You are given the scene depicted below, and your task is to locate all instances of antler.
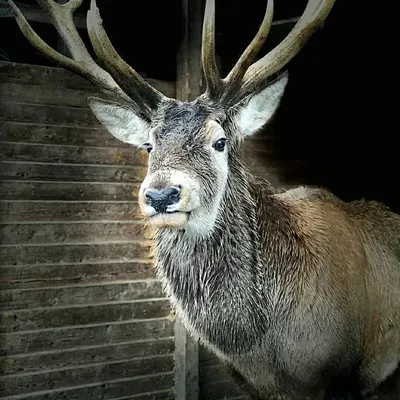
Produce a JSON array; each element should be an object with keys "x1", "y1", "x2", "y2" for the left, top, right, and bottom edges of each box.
[
  {"x1": 10, "y1": 0, "x2": 335, "y2": 112},
  {"x1": 202, "y1": 0, "x2": 336, "y2": 105},
  {"x1": 201, "y1": 0, "x2": 223, "y2": 98},
  {"x1": 8, "y1": 0, "x2": 166, "y2": 118}
]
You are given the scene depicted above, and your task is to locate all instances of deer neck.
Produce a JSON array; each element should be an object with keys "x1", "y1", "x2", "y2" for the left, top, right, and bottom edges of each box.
[{"x1": 152, "y1": 158, "x2": 294, "y2": 352}]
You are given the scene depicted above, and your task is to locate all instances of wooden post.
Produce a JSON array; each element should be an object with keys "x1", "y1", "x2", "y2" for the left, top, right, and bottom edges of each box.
[
  {"x1": 176, "y1": 0, "x2": 203, "y2": 102},
  {"x1": 56, "y1": 37, "x2": 71, "y2": 58},
  {"x1": 174, "y1": 1, "x2": 203, "y2": 399},
  {"x1": 174, "y1": 319, "x2": 200, "y2": 400},
  {"x1": 56, "y1": 0, "x2": 71, "y2": 57}
]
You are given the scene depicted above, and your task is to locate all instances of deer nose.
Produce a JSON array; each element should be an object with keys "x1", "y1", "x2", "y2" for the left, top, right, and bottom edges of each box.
[{"x1": 144, "y1": 187, "x2": 181, "y2": 213}]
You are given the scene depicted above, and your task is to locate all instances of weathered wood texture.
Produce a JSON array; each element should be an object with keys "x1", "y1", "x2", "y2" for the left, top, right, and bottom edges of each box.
[
  {"x1": 0, "y1": 61, "x2": 175, "y2": 400},
  {"x1": 174, "y1": 0, "x2": 204, "y2": 399},
  {"x1": 198, "y1": 346, "x2": 246, "y2": 400}
]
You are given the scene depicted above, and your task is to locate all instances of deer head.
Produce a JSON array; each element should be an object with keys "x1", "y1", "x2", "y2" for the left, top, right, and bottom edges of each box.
[{"x1": 9, "y1": 0, "x2": 335, "y2": 236}]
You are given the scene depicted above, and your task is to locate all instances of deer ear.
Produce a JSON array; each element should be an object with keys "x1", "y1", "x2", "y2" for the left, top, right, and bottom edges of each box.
[
  {"x1": 87, "y1": 97, "x2": 151, "y2": 146},
  {"x1": 234, "y1": 71, "x2": 289, "y2": 138}
]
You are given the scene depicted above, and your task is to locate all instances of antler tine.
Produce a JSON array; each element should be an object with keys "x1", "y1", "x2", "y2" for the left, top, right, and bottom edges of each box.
[
  {"x1": 87, "y1": 0, "x2": 166, "y2": 117},
  {"x1": 8, "y1": 0, "x2": 129, "y2": 101},
  {"x1": 36, "y1": 0, "x2": 90, "y2": 63},
  {"x1": 237, "y1": 0, "x2": 336, "y2": 100},
  {"x1": 223, "y1": 0, "x2": 274, "y2": 98},
  {"x1": 201, "y1": 0, "x2": 223, "y2": 98}
]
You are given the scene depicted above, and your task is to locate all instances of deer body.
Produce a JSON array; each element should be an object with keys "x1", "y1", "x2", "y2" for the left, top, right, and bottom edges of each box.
[
  {"x1": 153, "y1": 118, "x2": 400, "y2": 398},
  {"x1": 9, "y1": 0, "x2": 400, "y2": 398}
]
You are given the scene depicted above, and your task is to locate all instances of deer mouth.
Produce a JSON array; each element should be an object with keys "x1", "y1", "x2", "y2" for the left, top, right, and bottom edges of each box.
[{"x1": 148, "y1": 211, "x2": 189, "y2": 229}]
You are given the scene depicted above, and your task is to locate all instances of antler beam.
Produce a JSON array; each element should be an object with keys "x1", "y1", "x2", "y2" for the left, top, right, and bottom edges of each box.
[
  {"x1": 201, "y1": 0, "x2": 223, "y2": 98},
  {"x1": 239, "y1": 0, "x2": 335, "y2": 98},
  {"x1": 9, "y1": 0, "x2": 128, "y2": 100},
  {"x1": 86, "y1": 0, "x2": 166, "y2": 116},
  {"x1": 201, "y1": 0, "x2": 336, "y2": 105},
  {"x1": 8, "y1": 0, "x2": 166, "y2": 117},
  {"x1": 224, "y1": 0, "x2": 274, "y2": 98}
]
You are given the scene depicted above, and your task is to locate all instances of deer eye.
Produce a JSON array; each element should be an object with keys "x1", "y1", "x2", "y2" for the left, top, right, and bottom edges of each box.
[
  {"x1": 144, "y1": 143, "x2": 153, "y2": 153},
  {"x1": 213, "y1": 138, "x2": 227, "y2": 152}
]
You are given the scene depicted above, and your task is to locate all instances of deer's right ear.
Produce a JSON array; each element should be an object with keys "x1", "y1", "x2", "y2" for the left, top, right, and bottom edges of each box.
[
  {"x1": 87, "y1": 97, "x2": 151, "y2": 147},
  {"x1": 233, "y1": 72, "x2": 289, "y2": 139}
]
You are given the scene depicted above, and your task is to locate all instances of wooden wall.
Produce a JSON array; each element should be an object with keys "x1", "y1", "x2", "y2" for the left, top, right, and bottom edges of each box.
[
  {"x1": 198, "y1": 346, "x2": 243, "y2": 400},
  {"x1": 0, "y1": 61, "x2": 176, "y2": 400}
]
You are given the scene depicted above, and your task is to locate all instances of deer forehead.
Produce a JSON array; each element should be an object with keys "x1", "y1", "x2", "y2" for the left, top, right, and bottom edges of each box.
[
  {"x1": 147, "y1": 105, "x2": 224, "y2": 175},
  {"x1": 152, "y1": 101, "x2": 225, "y2": 143}
]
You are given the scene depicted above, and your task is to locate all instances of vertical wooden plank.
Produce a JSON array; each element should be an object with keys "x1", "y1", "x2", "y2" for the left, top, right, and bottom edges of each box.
[
  {"x1": 175, "y1": 318, "x2": 200, "y2": 400},
  {"x1": 56, "y1": 0, "x2": 72, "y2": 58},
  {"x1": 174, "y1": 0, "x2": 203, "y2": 399},
  {"x1": 176, "y1": 0, "x2": 203, "y2": 102},
  {"x1": 56, "y1": 36, "x2": 71, "y2": 58}
]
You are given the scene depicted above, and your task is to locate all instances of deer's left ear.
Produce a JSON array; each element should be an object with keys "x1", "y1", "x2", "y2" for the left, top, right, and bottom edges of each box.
[
  {"x1": 87, "y1": 97, "x2": 151, "y2": 147},
  {"x1": 233, "y1": 71, "x2": 289, "y2": 138}
]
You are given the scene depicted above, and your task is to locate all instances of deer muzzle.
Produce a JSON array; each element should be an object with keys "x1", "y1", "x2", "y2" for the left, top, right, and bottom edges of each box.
[{"x1": 138, "y1": 169, "x2": 200, "y2": 229}]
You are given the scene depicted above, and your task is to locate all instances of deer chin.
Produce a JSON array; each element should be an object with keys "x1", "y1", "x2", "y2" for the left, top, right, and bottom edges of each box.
[{"x1": 148, "y1": 212, "x2": 189, "y2": 229}]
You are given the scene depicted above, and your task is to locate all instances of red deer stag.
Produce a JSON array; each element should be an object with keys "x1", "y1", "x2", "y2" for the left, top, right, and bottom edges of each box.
[{"x1": 9, "y1": 0, "x2": 400, "y2": 398}]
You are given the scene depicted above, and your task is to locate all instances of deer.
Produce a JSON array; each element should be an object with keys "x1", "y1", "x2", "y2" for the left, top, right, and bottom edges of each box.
[{"x1": 8, "y1": 0, "x2": 400, "y2": 398}]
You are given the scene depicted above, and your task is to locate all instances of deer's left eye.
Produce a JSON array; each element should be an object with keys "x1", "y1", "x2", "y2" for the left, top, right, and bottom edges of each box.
[
  {"x1": 144, "y1": 143, "x2": 153, "y2": 153},
  {"x1": 213, "y1": 138, "x2": 227, "y2": 152}
]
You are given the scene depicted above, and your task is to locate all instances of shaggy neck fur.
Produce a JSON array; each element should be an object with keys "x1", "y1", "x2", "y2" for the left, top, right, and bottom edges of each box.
[{"x1": 153, "y1": 151, "x2": 305, "y2": 355}]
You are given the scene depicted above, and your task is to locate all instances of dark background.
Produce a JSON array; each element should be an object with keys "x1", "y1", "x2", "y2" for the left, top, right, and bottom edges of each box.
[{"x1": 1, "y1": 0, "x2": 398, "y2": 211}]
